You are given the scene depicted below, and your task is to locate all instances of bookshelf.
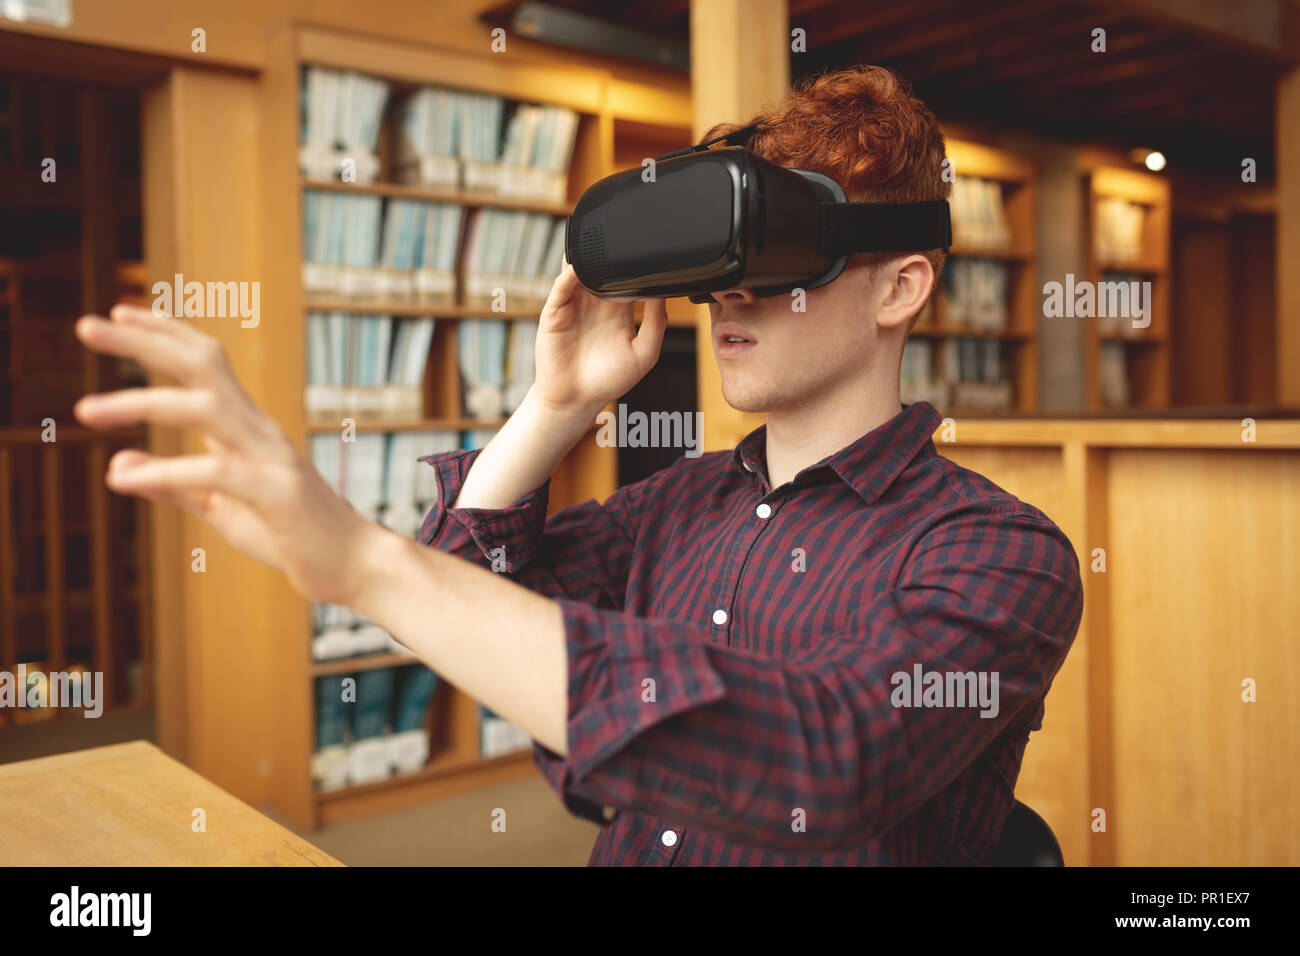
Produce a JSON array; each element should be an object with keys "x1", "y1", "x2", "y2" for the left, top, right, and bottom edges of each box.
[
  {"x1": 1083, "y1": 162, "x2": 1172, "y2": 409},
  {"x1": 0, "y1": 69, "x2": 151, "y2": 727},
  {"x1": 905, "y1": 136, "x2": 1039, "y2": 416},
  {"x1": 255, "y1": 24, "x2": 690, "y2": 828}
]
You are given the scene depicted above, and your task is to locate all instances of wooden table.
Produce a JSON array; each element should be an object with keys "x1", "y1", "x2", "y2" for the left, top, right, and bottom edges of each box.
[{"x1": 0, "y1": 740, "x2": 342, "y2": 865}]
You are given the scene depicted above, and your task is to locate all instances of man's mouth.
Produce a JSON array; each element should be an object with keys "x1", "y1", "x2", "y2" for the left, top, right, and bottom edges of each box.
[{"x1": 715, "y1": 323, "x2": 758, "y2": 354}]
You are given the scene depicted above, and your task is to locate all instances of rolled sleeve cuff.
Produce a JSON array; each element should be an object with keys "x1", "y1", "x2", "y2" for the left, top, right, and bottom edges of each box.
[
  {"x1": 417, "y1": 448, "x2": 551, "y2": 570},
  {"x1": 533, "y1": 598, "x2": 729, "y2": 825}
]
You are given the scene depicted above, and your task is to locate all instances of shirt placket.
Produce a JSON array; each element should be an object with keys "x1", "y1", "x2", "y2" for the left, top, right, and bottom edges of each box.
[{"x1": 710, "y1": 461, "x2": 783, "y2": 649}]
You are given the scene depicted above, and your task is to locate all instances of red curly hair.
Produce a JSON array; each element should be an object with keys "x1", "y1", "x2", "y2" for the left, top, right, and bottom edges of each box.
[{"x1": 703, "y1": 65, "x2": 950, "y2": 300}]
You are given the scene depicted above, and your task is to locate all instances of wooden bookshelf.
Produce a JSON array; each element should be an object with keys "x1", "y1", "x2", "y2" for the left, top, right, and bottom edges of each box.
[
  {"x1": 300, "y1": 176, "x2": 572, "y2": 216},
  {"x1": 911, "y1": 135, "x2": 1039, "y2": 416},
  {"x1": 303, "y1": 299, "x2": 548, "y2": 319},
  {"x1": 1083, "y1": 163, "x2": 1172, "y2": 409},
  {"x1": 252, "y1": 23, "x2": 689, "y2": 829},
  {"x1": 0, "y1": 69, "x2": 151, "y2": 727}
]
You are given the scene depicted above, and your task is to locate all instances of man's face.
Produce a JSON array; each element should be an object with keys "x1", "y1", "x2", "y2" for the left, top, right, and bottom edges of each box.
[{"x1": 706, "y1": 262, "x2": 887, "y2": 414}]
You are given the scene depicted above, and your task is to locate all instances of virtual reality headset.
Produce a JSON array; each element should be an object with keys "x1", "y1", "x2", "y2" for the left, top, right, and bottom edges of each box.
[{"x1": 565, "y1": 121, "x2": 952, "y2": 303}]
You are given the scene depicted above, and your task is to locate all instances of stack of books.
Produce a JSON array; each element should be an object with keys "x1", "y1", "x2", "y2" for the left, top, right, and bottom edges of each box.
[
  {"x1": 461, "y1": 210, "x2": 567, "y2": 309},
  {"x1": 939, "y1": 259, "x2": 1010, "y2": 330},
  {"x1": 455, "y1": 319, "x2": 541, "y2": 420},
  {"x1": 1099, "y1": 342, "x2": 1131, "y2": 407},
  {"x1": 301, "y1": 191, "x2": 383, "y2": 299},
  {"x1": 944, "y1": 338, "x2": 1014, "y2": 412},
  {"x1": 299, "y1": 67, "x2": 390, "y2": 183},
  {"x1": 305, "y1": 313, "x2": 436, "y2": 420},
  {"x1": 379, "y1": 199, "x2": 464, "y2": 304},
  {"x1": 394, "y1": 88, "x2": 579, "y2": 203},
  {"x1": 303, "y1": 192, "x2": 465, "y2": 305},
  {"x1": 1095, "y1": 197, "x2": 1145, "y2": 263},
  {"x1": 900, "y1": 339, "x2": 949, "y2": 409},
  {"x1": 313, "y1": 664, "x2": 441, "y2": 790},
  {"x1": 950, "y1": 176, "x2": 1011, "y2": 249}
]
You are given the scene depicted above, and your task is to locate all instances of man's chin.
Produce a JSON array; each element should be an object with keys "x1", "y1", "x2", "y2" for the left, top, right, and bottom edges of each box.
[{"x1": 720, "y1": 384, "x2": 775, "y2": 415}]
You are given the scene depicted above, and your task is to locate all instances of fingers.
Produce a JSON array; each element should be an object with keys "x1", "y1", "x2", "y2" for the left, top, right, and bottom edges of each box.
[
  {"x1": 75, "y1": 311, "x2": 235, "y2": 394},
  {"x1": 105, "y1": 448, "x2": 267, "y2": 504},
  {"x1": 76, "y1": 304, "x2": 289, "y2": 453},
  {"x1": 107, "y1": 450, "x2": 213, "y2": 515},
  {"x1": 108, "y1": 303, "x2": 208, "y2": 344},
  {"x1": 74, "y1": 386, "x2": 260, "y2": 451},
  {"x1": 632, "y1": 298, "x2": 669, "y2": 369}
]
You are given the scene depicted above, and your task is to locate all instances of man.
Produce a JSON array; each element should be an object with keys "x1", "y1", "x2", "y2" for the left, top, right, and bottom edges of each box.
[{"x1": 75, "y1": 64, "x2": 1082, "y2": 865}]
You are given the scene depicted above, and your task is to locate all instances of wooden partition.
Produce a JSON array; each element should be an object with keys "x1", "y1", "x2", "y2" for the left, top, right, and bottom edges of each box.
[{"x1": 938, "y1": 416, "x2": 1300, "y2": 865}]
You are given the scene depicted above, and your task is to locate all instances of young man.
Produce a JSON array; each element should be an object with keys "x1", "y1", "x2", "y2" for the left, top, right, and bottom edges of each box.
[{"x1": 74, "y1": 65, "x2": 1082, "y2": 865}]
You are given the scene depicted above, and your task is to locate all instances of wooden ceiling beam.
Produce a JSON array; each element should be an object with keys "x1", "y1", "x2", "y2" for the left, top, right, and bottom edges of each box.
[
  {"x1": 1100, "y1": 0, "x2": 1300, "y2": 62},
  {"x1": 885, "y1": 20, "x2": 1160, "y2": 87},
  {"x1": 1026, "y1": 43, "x2": 1208, "y2": 97},
  {"x1": 862, "y1": 0, "x2": 1058, "y2": 62},
  {"x1": 941, "y1": 20, "x2": 1157, "y2": 87},
  {"x1": 1051, "y1": 63, "x2": 1273, "y2": 120},
  {"x1": 791, "y1": 0, "x2": 957, "y2": 48}
]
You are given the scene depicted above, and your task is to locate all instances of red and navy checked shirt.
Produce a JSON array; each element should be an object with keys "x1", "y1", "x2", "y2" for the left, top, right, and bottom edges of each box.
[{"x1": 417, "y1": 401, "x2": 1083, "y2": 865}]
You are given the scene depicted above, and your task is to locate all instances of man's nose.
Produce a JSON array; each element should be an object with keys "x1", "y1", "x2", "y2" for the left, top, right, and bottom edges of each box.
[{"x1": 709, "y1": 287, "x2": 758, "y2": 306}]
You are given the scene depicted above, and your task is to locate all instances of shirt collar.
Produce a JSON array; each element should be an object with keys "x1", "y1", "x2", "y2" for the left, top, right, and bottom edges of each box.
[{"x1": 731, "y1": 401, "x2": 942, "y2": 505}]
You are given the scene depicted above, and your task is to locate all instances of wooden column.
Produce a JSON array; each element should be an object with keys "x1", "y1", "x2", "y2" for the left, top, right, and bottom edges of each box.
[
  {"x1": 142, "y1": 64, "x2": 295, "y2": 807},
  {"x1": 689, "y1": 0, "x2": 789, "y2": 452},
  {"x1": 1278, "y1": 66, "x2": 1300, "y2": 406}
]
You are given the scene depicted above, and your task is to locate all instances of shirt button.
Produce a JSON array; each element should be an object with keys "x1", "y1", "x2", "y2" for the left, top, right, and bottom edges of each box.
[
  {"x1": 712, "y1": 609, "x2": 728, "y2": 626},
  {"x1": 755, "y1": 502, "x2": 772, "y2": 519},
  {"x1": 661, "y1": 829, "x2": 678, "y2": 847}
]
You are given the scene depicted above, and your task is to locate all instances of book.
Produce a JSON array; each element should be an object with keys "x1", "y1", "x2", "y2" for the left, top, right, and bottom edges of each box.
[
  {"x1": 305, "y1": 311, "x2": 432, "y2": 420},
  {"x1": 299, "y1": 67, "x2": 389, "y2": 183},
  {"x1": 461, "y1": 209, "x2": 565, "y2": 308},
  {"x1": 312, "y1": 674, "x2": 353, "y2": 790},
  {"x1": 503, "y1": 321, "x2": 538, "y2": 413},
  {"x1": 939, "y1": 259, "x2": 1010, "y2": 331},
  {"x1": 1099, "y1": 341, "x2": 1130, "y2": 407},
  {"x1": 950, "y1": 176, "x2": 1010, "y2": 249},
  {"x1": 387, "y1": 665, "x2": 440, "y2": 773},
  {"x1": 457, "y1": 319, "x2": 509, "y2": 419},
  {"x1": 350, "y1": 667, "x2": 397, "y2": 784},
  {"x1": 944, "y1": 336, "x2": 1013, "y2": 411},
  {"x1": 1096, "y1": 197, "x2": 1145, "y2": 263}
]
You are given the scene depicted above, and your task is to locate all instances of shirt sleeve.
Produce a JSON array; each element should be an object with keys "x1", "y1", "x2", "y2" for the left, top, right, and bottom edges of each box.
[
  {"x1": 533, "y1": 502, "x2": 1085, "y2": 852},
  {"x1": 416, "y1": 447, "x2": 665, "y2": 827},
  {"x1": 417, "y1": 447, "x2": 654, "y2": 611}
]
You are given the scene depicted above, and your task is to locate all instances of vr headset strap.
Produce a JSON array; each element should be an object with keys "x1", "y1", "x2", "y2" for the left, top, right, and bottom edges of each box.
[{"x1": 820, "y1": 200, "x2": 953, "y2": 255}]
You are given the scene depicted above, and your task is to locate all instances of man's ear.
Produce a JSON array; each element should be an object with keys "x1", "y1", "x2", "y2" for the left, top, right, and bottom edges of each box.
[{"x1": 875, "y1": 255, "x2": 934, "y2": 332}]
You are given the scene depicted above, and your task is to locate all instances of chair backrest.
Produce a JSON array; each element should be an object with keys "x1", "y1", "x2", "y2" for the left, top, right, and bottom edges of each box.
[{"x1": 987, "y1": 800, "x2": 1064, "y2": 866}]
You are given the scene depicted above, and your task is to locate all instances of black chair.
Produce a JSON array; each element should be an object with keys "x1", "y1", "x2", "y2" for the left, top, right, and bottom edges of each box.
[{"x1": 986, "y1": 800, "x2": 1064, "y2": 866}]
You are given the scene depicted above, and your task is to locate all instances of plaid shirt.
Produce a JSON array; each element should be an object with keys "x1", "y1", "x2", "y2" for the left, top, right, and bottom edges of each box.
[{"x1": 417, "y1": 401, "x2": 1082, "y2": 865}]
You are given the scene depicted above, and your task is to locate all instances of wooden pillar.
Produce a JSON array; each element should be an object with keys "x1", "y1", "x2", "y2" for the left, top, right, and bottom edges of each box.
[
  {"x1": 1278, "y1": 67, "x2": 1300, "y2": 406},
  {"x1": 142, "y1": 64, "x2": 294, "y2": 807},
  {"x1": 689, "y1": 0, "x2": 789, "y2": 452}
]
